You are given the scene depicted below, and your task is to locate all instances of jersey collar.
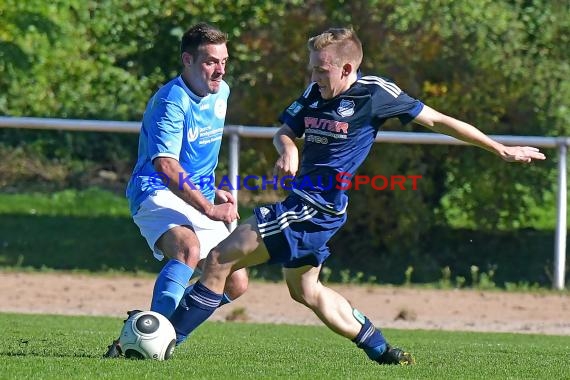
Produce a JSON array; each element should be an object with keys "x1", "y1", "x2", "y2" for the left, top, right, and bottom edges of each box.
[{"x1": 177, "y1": 76, "x2": 209, "y2": 102}]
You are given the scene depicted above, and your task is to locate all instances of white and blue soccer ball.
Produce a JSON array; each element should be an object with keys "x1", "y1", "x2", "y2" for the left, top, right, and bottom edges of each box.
[{"x1": 119, "y1": 310, "x2": 176, "y2": 360}]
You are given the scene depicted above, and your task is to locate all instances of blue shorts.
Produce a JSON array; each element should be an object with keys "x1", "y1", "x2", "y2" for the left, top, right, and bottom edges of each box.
[{"x1": 253, "y1": 194, "x2": 347, "y2": 268}]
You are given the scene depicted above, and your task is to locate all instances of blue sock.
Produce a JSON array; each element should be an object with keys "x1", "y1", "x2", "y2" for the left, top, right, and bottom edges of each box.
[
  {"x1": 170, "y1": 281, "x2": 222, "y2": 345},
  {"x1": 351, "y1": 309, "x2": 387, "y2": 360},
  {"x1": 184, "y1": 284, "x2": 232, "y2": 306},
  {"x1": 150, "y1": 260, "x2": 194, "y2": 319}
]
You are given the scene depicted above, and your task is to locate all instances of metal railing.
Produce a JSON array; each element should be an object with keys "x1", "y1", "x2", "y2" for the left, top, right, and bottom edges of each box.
[{"x1": 0, "y1": 116, "x2": 566, "y2": 289}]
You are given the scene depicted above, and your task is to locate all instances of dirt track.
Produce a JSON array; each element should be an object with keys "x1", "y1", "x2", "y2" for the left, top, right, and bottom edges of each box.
[{"x1": 1, "y1": 271, "x2": 569, "y2": 335}]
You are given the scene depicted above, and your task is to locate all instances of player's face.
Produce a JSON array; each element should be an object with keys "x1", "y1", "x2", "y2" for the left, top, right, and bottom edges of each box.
[
  {"x1": 309, "y1": 47, "x2": 346, "y2": 99},
  {"x1": 183, "y1": 43, "x2": 228, "y2": 96}
]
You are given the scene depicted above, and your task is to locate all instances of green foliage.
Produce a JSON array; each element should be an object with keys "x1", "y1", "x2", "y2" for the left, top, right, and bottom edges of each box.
[
  {"x1": 317, "y1": 263, "x2": 552, "y2": 291},
  {"x1": 1, "y1": 313, "x2": 569, "y2": 379},
  {"x1": 0, "y1": 141, "x2": 136, "y2": 193}
]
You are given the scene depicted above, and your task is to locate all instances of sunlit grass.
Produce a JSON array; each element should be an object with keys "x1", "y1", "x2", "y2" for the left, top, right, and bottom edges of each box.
[{"x1": 1, "y1": 313, "x2": 568, "y2": 379}]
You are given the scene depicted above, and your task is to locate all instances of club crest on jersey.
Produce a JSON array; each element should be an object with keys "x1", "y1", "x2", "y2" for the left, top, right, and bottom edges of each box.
[
  {"x1": 214, "y1": 98, "x2": 227, "y2": 119},
  {"x1": 336, "y1": 99, "x2": 355, "y2": 117},
  {"x1": 286, "y1": 101, "x2": 303, "y2": 116}
]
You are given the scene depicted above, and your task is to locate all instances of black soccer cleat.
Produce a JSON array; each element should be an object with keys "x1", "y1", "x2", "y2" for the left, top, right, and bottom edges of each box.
[
  {"x1": 375, "y1": 345, "x2": 415, "y2": 365},
  {"x1": 124, "y1": 309, "x2": 143, "y2": 321},
  {"x1": 102, "y1": 310, "x2": 143, "y2": 358},
  {"x1": 103, "y1": 339, "x2": 122, "y2": 358}
]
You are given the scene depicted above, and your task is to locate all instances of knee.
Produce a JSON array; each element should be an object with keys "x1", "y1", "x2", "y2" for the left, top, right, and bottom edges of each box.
[
  {"x1": 224, "y1": 269, "x2": 249, "y2": 300},
  {"x1": 204, "y1": 247, "x2": 223, "y2": 268},
  {"x1": 287, "y1": 284, "x2": 316, "y2": 307},
  {"x1": 175, "y1": 245, "x2": 201, "y2": 268},
  {"x1": 288, "y1": 287, "x2": 305, "y2": 305},
  {"x1": 201, "y1": 248, "x2": 233, "y2": 279}
]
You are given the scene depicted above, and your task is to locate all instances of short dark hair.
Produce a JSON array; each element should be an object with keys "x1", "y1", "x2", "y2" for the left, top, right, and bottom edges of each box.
[{"x1": 180, "y1": 22, "x2": 228, "y2": 56}]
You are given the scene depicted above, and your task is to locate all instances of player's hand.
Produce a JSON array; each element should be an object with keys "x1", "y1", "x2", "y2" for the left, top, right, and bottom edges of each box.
[
  {"x1": 273, "y1": 151, "x2": 299, "y2": 177},
  {"x1": 206, "y1": 203, "x2": 240, "y2": 223},
  {"x1": 214, "y1": 189, "x2": 236, "y2": 205},
  {"x1": 501, "y1": 146, "x2": 546, "y2": 163}
]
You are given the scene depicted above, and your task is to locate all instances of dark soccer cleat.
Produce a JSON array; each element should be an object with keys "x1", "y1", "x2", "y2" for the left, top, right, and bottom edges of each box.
[
  {"x1": 375, "y1": 345, "x2": 415, "y2": 365},
  {"x1": 124, "y1": 309, "x2": 143, "y2": 321},
  {"x1": 103, "y1": 339, "x2": 122, "y2": 358},
  {"x1": 102, "y1": 310, "x2": 143, "y2": 358}
]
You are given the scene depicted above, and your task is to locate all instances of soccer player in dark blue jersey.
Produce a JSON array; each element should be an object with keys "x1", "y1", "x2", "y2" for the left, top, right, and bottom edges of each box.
[
  {"x1": 170, "y1": 27, "x2": 546, "y2": 365},
  {"x1": 104, "y1": 23, "x2": 249, "y2": 358}
]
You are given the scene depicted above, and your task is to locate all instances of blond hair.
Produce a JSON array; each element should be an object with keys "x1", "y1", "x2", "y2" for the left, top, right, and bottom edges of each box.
[{"x1": 308, "y1": 27, "x2": 363, "y2": 68}]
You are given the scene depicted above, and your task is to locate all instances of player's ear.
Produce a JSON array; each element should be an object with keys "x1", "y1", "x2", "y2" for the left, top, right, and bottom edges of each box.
[
  {"x1": 341, "y1": 63, "x2": 354, "y2": 77},
  {"x1": 181, "y1": 52, "x2": 193, "y2": 67}
]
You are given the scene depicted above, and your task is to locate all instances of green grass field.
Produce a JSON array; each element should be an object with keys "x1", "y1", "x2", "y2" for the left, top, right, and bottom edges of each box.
[{"x1": 1, "y1": 313, "x2": 568, "y2": 379}]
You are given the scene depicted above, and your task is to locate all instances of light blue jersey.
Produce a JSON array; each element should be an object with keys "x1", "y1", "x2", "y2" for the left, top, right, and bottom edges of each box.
[{"x1": 126, "y1": 76, "x2": 229, "y2": 215}]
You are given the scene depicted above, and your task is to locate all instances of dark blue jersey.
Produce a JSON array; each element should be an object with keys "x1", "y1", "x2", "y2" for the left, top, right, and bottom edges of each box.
[{"x1": 279, "y1": 75, "x2": 424, "y2": 215}]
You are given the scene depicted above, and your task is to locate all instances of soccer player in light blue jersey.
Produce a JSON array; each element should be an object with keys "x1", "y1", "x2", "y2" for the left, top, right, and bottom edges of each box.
[
  {"x1": 104, "y1": 23, "x2": 248, "y2": 358},
  {"x1": 169, "y1": 27, "x2": 546, "y2": 365}
]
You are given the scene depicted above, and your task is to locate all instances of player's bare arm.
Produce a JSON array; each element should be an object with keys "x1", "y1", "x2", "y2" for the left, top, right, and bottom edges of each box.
[
  {"x1": 153, "y1": 157, "x2": 238, "y2": 223},
  {"x1": 273, "y1": 124, "x2": 300, "y2": 176},
  {"x1": 413, "y1": 105, "x2": 546, "y2": 163}
]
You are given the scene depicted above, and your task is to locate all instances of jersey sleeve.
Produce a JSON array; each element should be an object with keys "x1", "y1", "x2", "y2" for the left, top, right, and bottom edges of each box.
[
  {"x1": 362, "y1": 76, "x2": 424, "y2": 125},
  {"x1": 278, "y1": 83, "x2": 317, "y2": 138},
  {"x1": 147, "y1": 98, "x2": 185, "y2": 162},
  {"x1": 390, "y1": 93, "x2": 424, "y2": 125}
]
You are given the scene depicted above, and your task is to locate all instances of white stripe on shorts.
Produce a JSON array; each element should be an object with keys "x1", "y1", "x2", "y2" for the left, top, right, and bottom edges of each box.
[{"x1": 258, "y1": 205, "x2": 318, "y2": 238}]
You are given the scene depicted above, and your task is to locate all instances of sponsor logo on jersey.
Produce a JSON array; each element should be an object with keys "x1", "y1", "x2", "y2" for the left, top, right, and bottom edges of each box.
[
  {"x1": 187, "y1": 125, "x2": 199, "y2": 142},
  {"x1": 309, "y1": 101, "x2": 319, "y2": 108},
  {"x1": 286, "y1": 101, "x2": 303, "y2": 116},
  {"x1": 336, "y1": 99, "x2": 355, "y2": 117},
  {"x1": 304, "y1": 117, "x2": 349, "y2": 134}
]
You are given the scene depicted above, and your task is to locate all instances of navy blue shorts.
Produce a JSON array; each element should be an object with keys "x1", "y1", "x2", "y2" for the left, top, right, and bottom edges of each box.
[{"x1": 253, "y1": 194, "x2": 347, "y2": 268}]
